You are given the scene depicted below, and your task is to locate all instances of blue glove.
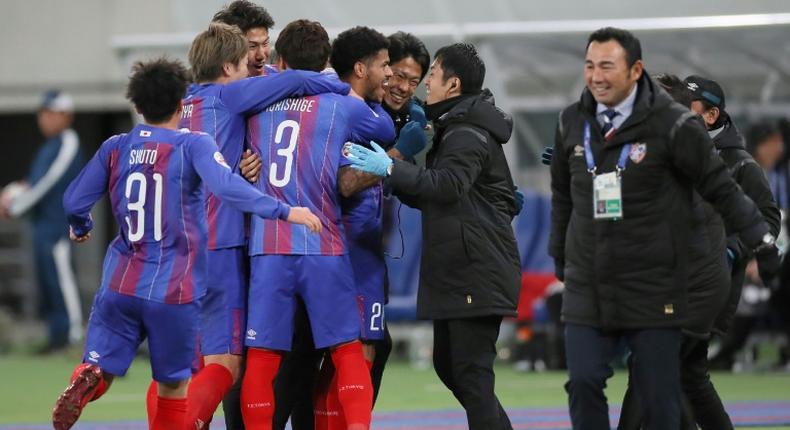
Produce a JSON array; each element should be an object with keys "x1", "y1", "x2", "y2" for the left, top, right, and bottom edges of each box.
[
  {"x1": 347, "y1": 142, "x2": 393, "y2": 177},
  {"x1": 514, "y1": 186, "x2": 525, "y2": 214},
  {"x1": 408, "y1": 101, "x2": 428, "y2": 128},
  {"x1": 393, "y1": 121, "x2": 428, "y2": 159},
  {"x1": 541, "y1": 147, "x2": 553, "y2": 166}
]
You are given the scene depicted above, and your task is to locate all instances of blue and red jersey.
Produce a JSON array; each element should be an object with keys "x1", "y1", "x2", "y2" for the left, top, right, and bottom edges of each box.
[
  {"x1": 247, "y1": 94, "x2": 394, "y2": 256},
  {"x1": 63, "y1": 124, "x2": 290, "y2": 304},
  {"x1": 340, "y1": 102, "x2": 396, "y2": 249},
  {"x1": 179, "y1": 70, "x2": 349, "y2": 249}
]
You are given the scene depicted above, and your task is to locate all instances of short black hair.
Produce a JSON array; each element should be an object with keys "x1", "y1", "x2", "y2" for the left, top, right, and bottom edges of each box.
[
  {"x1": 587, "y1": 27, "x2": 642, "y2": 67},
  {"x1": 433, "y1": 43, "x2": 485, "y2": 94},
  {"x1": 653, "y1": 73, "x2": 692, "y2": 108},
  {"x1": 388, "y1": 32, "x2": 430, "y2": 81},
  {"x1": 275, "y1": 19, "x2": 331, "y2": 72},
  {"x1": 330, "y1": 26, "x2": 389, "y2": 79},
  {"x1": 212, "y1": 0, "x2": 274, "y2": 32},
  {"x1": 126, "y1": 58, "x2": 190, "y2": 124},
  {"x1": 746, "y1": 122, "x2": 782, "y2": 155}
]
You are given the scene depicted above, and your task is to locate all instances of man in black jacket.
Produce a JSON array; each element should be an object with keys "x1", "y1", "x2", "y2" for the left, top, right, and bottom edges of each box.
[
  {"x1": 346, "y1": 43, "x2": 520, "y2": 430},
  {"x1": 550, "y1": 28, "x2": 779, "y2": 429},
  {"x1": 617, "y1": 74, "x2": 781, "y2": 430}
]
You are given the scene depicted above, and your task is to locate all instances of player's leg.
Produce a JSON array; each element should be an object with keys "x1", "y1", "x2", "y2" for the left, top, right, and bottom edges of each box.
[
  {"x1": 370, "y1": 326, "x2": 392, "y2": 405},
  {"x1": 188, "y1": 247, "x2": 247, "y2": 427},
  {"x1": 52, "y1": 289, "x2": 140, "y2": 429},
  {"x1": 145, "y1": 297, "x2": 201, "y2": 430},
  {"x1": 242, "y1": 254, "x2": 297, "y2": 430},
  {"x1": 300, "y1": 255, "x2": 372, "y2": 430},
  {"x1": 274, "y1": 298, "x2": 321, "y2": 430}
]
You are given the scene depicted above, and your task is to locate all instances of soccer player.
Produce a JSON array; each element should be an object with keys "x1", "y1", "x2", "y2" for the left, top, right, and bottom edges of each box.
[
  {"x1": 212, "y1": 0, "x2": 275, "y2": 77},
  {"x1": 238, "y1": 27, "x2": 428, "y2": 430},
  {"x1": 240, "y1": 20, "x2": 394, "y2": 430},
  {"x1": 51, "y1": 58, "x2": 320, "y2": 430},
  {"x1": 173, "y1": 22, "x2": 349, "y2": 429}
]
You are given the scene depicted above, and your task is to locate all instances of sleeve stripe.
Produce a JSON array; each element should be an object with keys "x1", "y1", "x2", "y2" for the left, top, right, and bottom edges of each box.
[{"x1": 11, "y1": 129, "x2": 80, "y2": 216}]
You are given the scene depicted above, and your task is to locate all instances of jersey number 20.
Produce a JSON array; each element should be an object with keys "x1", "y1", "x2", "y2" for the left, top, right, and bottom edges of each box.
[
  {"x1": 269, "y1": 120, "x2": 299, "y2": 187},
  {"x1": 125, "y1": 172, "x2": 163, "y2": 242}
]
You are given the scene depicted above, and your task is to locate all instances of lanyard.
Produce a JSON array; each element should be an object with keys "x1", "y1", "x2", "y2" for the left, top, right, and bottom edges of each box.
[{"x1": 583, "y1": 122, "x2": 631, "y2": 176}]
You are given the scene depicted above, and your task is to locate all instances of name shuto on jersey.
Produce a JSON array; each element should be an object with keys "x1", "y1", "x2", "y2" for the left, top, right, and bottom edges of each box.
[{"x1": 129, "y1": 148, "x2": 158, "y2": 165}]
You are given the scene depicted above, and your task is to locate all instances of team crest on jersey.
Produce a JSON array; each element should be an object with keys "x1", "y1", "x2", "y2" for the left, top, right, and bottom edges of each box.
[
  {"x1": 213, "y1": 151, "x2": 230, "y2": 169},
  {"x1": 139, "y1": 130, "x2": 151, "y2": 137},
  {"x1": 629, "y1": 143, "x2": 647, "y2": 164}
]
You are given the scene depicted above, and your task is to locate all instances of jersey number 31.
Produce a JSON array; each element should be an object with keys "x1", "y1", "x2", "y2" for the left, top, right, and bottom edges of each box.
[{"x1": 125, "y1": 172, "x2": 163, "y2": 242}]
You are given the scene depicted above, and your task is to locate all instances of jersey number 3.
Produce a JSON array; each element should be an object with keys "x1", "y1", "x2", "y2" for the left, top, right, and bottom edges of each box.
[
  {"x1": 269, "y1": 120, "x2": 299, "y2": 188},
  {"x1": 125, "y1": 172, "x2": 163, "y2": 242}
]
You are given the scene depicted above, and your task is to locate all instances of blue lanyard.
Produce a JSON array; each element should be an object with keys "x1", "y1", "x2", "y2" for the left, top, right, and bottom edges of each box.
[{"x1": 583, "y1": 122, "x2": 631, "y2": 175}]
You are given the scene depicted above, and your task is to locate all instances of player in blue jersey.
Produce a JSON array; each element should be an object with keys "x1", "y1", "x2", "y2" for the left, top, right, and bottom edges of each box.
[
  {"x1": 237, "y1": 26, "x2": 427, "y2": 430},
  {"x1": 239, "y1": 20, "x2": 396, "y2": 430},
  {"x1": 173, "y1": 22, "x2": 350, "y2": 429},
  {"x1": 212, "y1": 0, "x2": 275, "y2": 78},
  {"x1": 51, "y1": 58, "x2": 320, "y2": 430}
]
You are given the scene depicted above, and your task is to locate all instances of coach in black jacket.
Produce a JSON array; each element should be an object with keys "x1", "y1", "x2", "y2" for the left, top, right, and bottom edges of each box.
[
  {"x1": 346, "y1": 43, "x2": 520, "y2": 430},
  {"x1": 550, "y1": 28, "x2": 778, "y2": 430}
]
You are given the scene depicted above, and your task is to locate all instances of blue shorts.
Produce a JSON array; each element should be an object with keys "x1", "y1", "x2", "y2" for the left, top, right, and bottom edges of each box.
[
  {"x1": 200, "y1": 247, "x2": 247, "y2": 356},
  {"x1": 246, "y1": 254, "x2": 360, "y2": 350},
  {"x1": 348, "y1": 245, "x2": 386, "y2": 341},
  {"x1": 83, "y1": 288, "x2": 198, "y2": 383}
]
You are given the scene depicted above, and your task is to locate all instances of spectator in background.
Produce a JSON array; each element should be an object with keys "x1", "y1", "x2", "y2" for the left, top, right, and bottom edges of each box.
[
  {"x1": 0, "y1": 90, "x2": 83, "y2": 353},
  {"x1": 0, "y1": 90, "x2": 84, "y2": 353},
  {"x1": 747, "y1": 123, "x2": 786, "y2": 209}
]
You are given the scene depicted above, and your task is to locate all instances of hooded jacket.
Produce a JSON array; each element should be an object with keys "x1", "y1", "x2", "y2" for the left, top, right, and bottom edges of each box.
[
  {"x1": 388, "y1": 89, "x2": 521, "y2": 320},
  {"x1": 549, "y1": 74, "x2": 770, "y2": 330},
  {"x1": 713, "y1": 120, "x2": 781, "y2": 334}
]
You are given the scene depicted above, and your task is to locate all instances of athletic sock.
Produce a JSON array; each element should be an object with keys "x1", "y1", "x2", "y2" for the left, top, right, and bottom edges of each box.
[
  {"x1": 313, "y1": 358, "x2": 334, "y2": 430},
  {"x1": 330, "y1": 342, "x2": 373, "y2": 429},
  {"x1": 240, "y1": 348, "x2": 282, "y2": 430},
  {"x1": 146, "y1": 380, "x2": 158, "y2": 428},
  {"x1": 186, "y1": 363, "x2": 233, "y2": 429},
  {"x1": 151, "y1": 396, "x2": 187, "y2": 430}
]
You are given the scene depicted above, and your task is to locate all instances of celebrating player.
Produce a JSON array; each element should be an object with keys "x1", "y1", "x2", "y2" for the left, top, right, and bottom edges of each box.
[
  {"x1": 173, "y1": 22, "x2": 349, "y2": 429},
  {"x1": 51, "y1": 58, "x2": 319, "y2": 430},
  {"x1": 240, "y1": 20, "x2": 394, "y2": 430}
]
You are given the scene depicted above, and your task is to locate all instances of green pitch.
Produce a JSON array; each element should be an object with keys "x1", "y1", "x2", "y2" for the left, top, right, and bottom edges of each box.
[{"x1": 1, "y1": 352, "x2": 789, "y2": 428}]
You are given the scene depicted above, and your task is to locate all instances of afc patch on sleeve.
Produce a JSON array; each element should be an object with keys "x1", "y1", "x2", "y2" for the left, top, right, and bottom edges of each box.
[{"x1": 214, "y1": 151, "x2": 230, "y2": 169}]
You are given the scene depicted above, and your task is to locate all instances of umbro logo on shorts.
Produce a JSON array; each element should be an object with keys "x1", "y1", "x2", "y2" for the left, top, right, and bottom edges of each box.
[
  {"x1": 246, "y1": 329, "x2": 257, "y2": 340},
  {"x1": 88, "y1": 351, "x2": 100, "y2": 362}
]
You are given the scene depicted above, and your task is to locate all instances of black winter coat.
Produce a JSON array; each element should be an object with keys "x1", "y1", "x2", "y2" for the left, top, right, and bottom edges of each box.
[
  {"x1": 389, "y1": 90, "x2": 521, "y2": 320},
  {"x1": 713, "y1": 121, "x2": 781, "y2": 334},
  {"x1": 684, "y1": 120, "x2": 781, "y2": 337},
  {"x1": 549, "y1": 74, "x2": 770, "y2": 330}
]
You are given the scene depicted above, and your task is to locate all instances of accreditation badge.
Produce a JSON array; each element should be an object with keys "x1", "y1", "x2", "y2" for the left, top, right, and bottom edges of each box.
[{"x1": 593, "y1": 172, "x2": 623, "y2": 220}]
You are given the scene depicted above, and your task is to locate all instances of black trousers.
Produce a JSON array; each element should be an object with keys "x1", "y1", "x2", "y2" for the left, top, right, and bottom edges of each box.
[
  {"x1": 432, "y1": 316, "x2": 512, "y2": 430},
  {"x1": 618, "y1": 336, "x2": 733, "y2": 430},
  {"x1": 564, "y1": 324, "x2": 682, "y2": 430}
]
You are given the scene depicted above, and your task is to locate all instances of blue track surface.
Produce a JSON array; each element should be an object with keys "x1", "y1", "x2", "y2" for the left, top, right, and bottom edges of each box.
[{"x1": 4, "y1": 401, "x2": 789, "y2": 429}]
